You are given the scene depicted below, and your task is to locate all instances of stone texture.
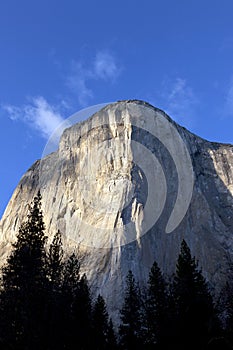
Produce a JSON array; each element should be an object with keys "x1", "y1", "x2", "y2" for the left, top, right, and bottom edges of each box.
[{"x1": 1, "y1": 100, "x2": 233, "y2": 317}]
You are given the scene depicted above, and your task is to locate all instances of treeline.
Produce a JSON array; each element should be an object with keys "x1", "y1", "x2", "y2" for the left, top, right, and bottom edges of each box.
[
  {"x1": 0, "y1": 192, "x2": 117, "y2": 350},
  {"x1": 0, "y1": 192, "x2": 232, "y2": 349}
]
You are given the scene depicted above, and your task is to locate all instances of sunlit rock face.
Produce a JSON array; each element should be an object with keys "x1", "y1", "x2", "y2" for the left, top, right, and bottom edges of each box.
[{"x1": 1, "y1": 100, "x2": 233, "y2": 316}]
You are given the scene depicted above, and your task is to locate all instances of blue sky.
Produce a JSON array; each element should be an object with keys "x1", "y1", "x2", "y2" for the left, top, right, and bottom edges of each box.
[{"x1": 1, "y1": 0, "x2": 233, "y2": 216}]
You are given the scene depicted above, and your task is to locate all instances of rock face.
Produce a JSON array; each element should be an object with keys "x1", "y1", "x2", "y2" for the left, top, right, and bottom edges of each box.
[{"x1": 1, "y1": 100, "x2": 233, "y2": 316}]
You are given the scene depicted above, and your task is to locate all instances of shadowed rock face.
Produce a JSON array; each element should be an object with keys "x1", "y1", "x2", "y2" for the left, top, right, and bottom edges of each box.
[{"x1": 1, "y1": 100, "x2": 233, "y2": 316}]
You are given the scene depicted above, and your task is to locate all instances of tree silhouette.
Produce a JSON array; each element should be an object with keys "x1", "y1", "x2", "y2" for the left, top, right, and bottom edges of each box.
[
  {"x1": 217, "y1": 262, "x2": 233, "y2": 348},
  {"x1": 144, "y1": 261, "x2": 169, "y2": 348},
  {"x1": 47, "y1": 230, "x2": 63, "y2": 287},
  {"x1": 74, "y1": 273, "x2": 93, "y2": 349},
  {"x1": 119, "y1": 270, "x2": 143, "y2": 349},
  {"x1": 174, "y1": 239, "x2": 218, "y2": 349},
  {"x1": 0, "y1": 192, "x2": 227, "y2": 349},
  {"x1": 106, "y1": 318, "x2": 118, "y2": 349},
  {"x1": 46, "y1": 230, "x2": 65, "y2": 349},
  {"x1": 0, "y1": 191, "x2": 48, "y2": 349},
  {"x1": 62, "y1": 253, "x2": 92, "y2": 349},
  {"x1": 92, "y1": 294, "x2": 109, "y2": 349}
]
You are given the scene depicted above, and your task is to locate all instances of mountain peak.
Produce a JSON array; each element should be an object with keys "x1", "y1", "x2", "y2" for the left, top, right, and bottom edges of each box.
[{"x1": 1, "y1": 100, "x2": 233, "y2": 318}]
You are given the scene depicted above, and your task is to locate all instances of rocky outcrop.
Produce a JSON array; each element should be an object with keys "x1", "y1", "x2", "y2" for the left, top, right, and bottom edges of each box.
[{"x1": 1, "y1": 100, "x2": 233, "y2": 316}]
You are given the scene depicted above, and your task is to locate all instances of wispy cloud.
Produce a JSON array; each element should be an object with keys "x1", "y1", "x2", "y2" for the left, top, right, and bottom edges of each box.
[
  {"x1": 67, "y1": 62, "x2": 94, "y2": 107},
  {"x1": 2, "y1": 97, "x2": 70, "y2": 145},
  {"x1": 151, "y1": 77, "x2": 198, "y2": 128},
  {"x1": 67, "y1": 50, "x2": 121, "y2": 106},
  {"x1": 1, "y1": 50, "x2": 121, "y2": 146},
  {"x1": 94, "y1": 51, "x2": 120, "y2": 81}
]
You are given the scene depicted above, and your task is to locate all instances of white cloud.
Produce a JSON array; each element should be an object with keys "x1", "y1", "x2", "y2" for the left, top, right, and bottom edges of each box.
[
  {"x1": 2, "y1": 97, "x2": 70, "y2": 145},
  {"x1": 94, "y1": 51, "x2": 120, "y2": 81},
  {"x1": 2, "y1": 50, "x2": 121, "y2": 146},
  {"x1": 67, "y1": 62, "x2": 94, "y2": 107},
  {"x1": 3, "y1": 105, "x2": 21, "y2": 121},
  {"x1": 154, "y1": 78, "x2": 198, "y2": 128},
  {"x1": 67, "y1": 50, "x2": 121, "y2": 106}
]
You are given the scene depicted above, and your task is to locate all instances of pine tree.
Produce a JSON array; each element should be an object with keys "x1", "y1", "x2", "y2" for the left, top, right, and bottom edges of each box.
[
  {"x1": 106, "y1": 318, "x2": 118, "y2": 349},
  {"x1": 174, "y1": 239, "x2": 218, "y2": 348},
  {"x1": 144, "y1": 261, "x2": 168, "y2": 347},
  {"x1": 47, "y1": 230, "x2": 63, "y2": 288},
  {"x1": 119, "y1": 270, "x2": 143, "y2": 349},
  {"x1": 92, "y1": 294, "x2": 109, "y2": 349},
  {"x1": 72, "y1": 273, "x2": 92, "y2": 349},
  {"x1": 61, "y1": 253, "x2": 81, "y2": 348},
  {"x1": 0, "y1": 191, "x2": 48, "y2": 349},
  {"x1": 62, "y1": 253, "x2": 80, "y2": 295},
  {"x1": 217, "y1": 262, "x2": 233, "y2": 347},
  {"x1": 225, "y1": 285, "x2": 233, "y2": 340},
  {"x1": 62, "y1": 254, "x2": 92, "y2": 349},
  {"x1": 46, "y1": 230, "x2": 65, "y2": 349}
]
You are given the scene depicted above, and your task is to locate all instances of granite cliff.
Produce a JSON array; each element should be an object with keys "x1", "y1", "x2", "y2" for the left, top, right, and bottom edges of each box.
[{"x1": 1, "y1": 100, "x2": 233, "y2": 314}]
